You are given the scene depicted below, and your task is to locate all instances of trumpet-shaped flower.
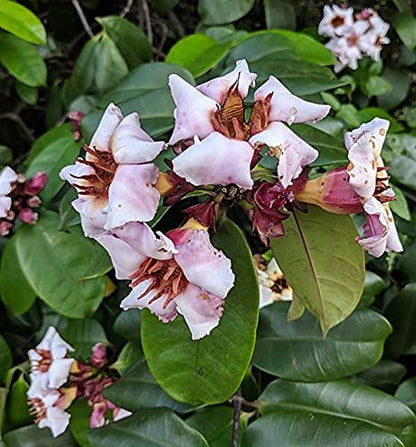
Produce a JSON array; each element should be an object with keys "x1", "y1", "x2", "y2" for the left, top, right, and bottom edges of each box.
[
  {"x1": 318, "y1": 5, "x2": 354, "y2": 37},
  {"x1": 28, "y1": 327, "x2": 74, "y2": 390},
  {"x1": 60, "y1": 103, "x2": 165, "y2": 237},
  {"x1": 295, "y1": 118, "x2": 402, "y2": 257},
  {"x1": 96, "y1": 222, "x2": 235, "y2": 340},
  {"x1": 168, "y1": 60, "x2": 329, "y2": 190}
]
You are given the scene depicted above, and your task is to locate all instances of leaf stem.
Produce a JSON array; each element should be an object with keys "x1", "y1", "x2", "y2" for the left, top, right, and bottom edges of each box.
[{"x1": 230, "y1": 388, "x2": 242, "y2": 447}]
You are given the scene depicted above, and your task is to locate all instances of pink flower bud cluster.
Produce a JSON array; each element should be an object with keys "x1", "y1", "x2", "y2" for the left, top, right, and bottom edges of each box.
[
  {"x1": 318, "y1": 5, "x2": 390, "y2": 72},
  {"x1": 27, "y1": 328, "x2": 131, "y2": 437},
  {"x1": 0, "y1": 167, "x2": 47, "y2": 236}
]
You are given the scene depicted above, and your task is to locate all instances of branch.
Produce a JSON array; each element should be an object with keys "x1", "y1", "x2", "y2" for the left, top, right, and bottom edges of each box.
[
  {"x1": 120, "y1": 0, "x2": 134, "y2": 17},
  {"x1": 140, "y1": 0, "x2": 153, "y2": 45},
  {"x1": 230, "y1": 389, "x2": 242, "y2": 447},
  {"x1": 168, "y1": 11, "x2": 185, "y2": 37},
  {"x1": 71, "y1": 0, "x2": 94, "y2": 38},
  {"x1": 0, "y1": 112, "x2": 34, "y2": 143}
]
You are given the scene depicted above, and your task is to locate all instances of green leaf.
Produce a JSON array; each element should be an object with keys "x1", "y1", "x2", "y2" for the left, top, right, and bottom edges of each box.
[
  {"x1": 0, "y1": 237, "x2": 37, "y2": 316},
  {"x1": 356, "y1": 359, "x2": 406, "y2": 394},
  {"x1": 271, "y1": 206, "x2": 365, "y2": 335},
  {"x1": 3, "y1": 424, "x2": 78, "y2": 447},
  {"x1": 87, "y1": 408, "x2": 209, "y2": 447},
  {"x1": 141, "y1": 218, "x2": 259, "y2": 405},
  {"x1": 253, "y1": 302, "x2": 391, "y2": 381},
  {"x1": 25, "y1": 128, "x2": 81, "y2": 203},
  {"x1": 0, "y1": 145, "x2": 13, "y2": 166},
  {"x1": 6, "y1": 374, "x2": 32, "y2": 430},
  {"x1": 166, "y1": 34, "x2": 231, "y2": 77},
  {"x1": 15, "y1": 82, "x2": 37, "y2": 105},
  {"x1": 396, "y1": 377, "x2": 416, "y2": 412},
  {"x1": 14, "y1": 211, "x2": 111, "y2": 319},
  {"x1": 356, "y1": 108, "x2": 404, "y2": 133},
  {"x1": 94, "y1": 34, "x2": 129, "y2": 93},
  {"x1": 264, "y1": 0, "x2": 295, "y2": 30},
  {"x1": 198, "y1": 0, "x2": 255, "y2": 25},
  {"x1": 360, "y1": 271, "x2": 385, "y2": 308},
  {"x1": 96, "y1": 16, "x2": 152, "y2": 69},
  {"x1": 83, "y1": 63, "x2": 194, "y2": 140},
  {"x1": 187, "y1": 406, "x2": 247, "y2": 447},
  {"x1": 68, "y1": 399, "x2": 93, "y2": 447},
  {"x1": 61, "y1": 319, "x2": 108, "y2": 358},
  {"x1": 365, "y1": 76, "x2": 392, "y2": 97},
  {"x1": 244, "y1": 378, "x2": 415, "y2": 447},
  {"x1": 393, "y1": 13, "x2": 416, "y2": 50},
  {"x1": 0, "y1": 33, "x2": 46, "y2": 87},
  {"x1": 391, "y1": 155, "x2": 416, "y2": 191},
  {"x1": 0, "y1": 0, "x2": 46, "y2": 45},
  {"x1": 59, "y1": 188, "x2": 81, "y2": 230},
  {"x1": 104, "y1": 360, "x2": 192, "y2": 413},
  {"x1": 114, "y1": 308, "x2": 141, "y2": 345},
  {"x1": 384, "y1": 283, "x2": 416, "y2": 359},
  {"x1": 377, "y1": 68, "x2": 411, "y2": 110},
  {"x1": 0, "y1": 336, "x2": 12, "y2": 383},
  {"x1": 112, "y1": 342, "x2": 141, "y2": 374},
  {"x1": 291, "y1": 124, "x2": 346, "y2": 167},
  {"x1": 390, "y1": 185, "x2": 411, "y2": 221}
]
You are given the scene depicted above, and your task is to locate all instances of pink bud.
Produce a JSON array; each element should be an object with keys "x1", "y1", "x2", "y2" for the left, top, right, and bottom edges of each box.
[
  {"x1": 19, "y1": 208, "x2": 38, "y2": 224},
  {"x1": 0, "y1": 220, "x2": 12, "y2": 236},
  {"x1": 26, "y1": 196, "x2": 41, "y2": 208},
  {"x1": 90, "y1": 402, "x2": 107, "y2": 428},
  {"x1": 90, "y1": 343, "x2": 107, "y2": 369},
  {"x1": 294, "y1": 167, "x2": 363, "y2": 214},
  {"x1": 26, "y1": 172, "x2": 47, "y2": 195}
]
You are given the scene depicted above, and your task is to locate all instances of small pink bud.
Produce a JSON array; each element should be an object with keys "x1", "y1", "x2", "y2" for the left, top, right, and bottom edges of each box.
[
  {"x1": 90, "y1": 343, "x2": 107, "y2": 369},
  {"x1": 26, "y1": 172, "x2": 47, "y2": 195},
  {"x1": 294, "y1": 167, "x2": 363, "y2": 214},
  {"x1": 19, "y1": 208, "x2": 38, "y2": 224},
  {"x1": 0, "y1": 220, "x2": 12, "y2": 236},
  {"x1": 90, "y1": 402, "x2": 106, "y2": 428},
  {"x1": 26, "y1": 196, "x2": 41, "y2": 208}
]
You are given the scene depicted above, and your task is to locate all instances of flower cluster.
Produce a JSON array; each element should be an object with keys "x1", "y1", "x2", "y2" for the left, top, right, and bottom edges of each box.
[
  {"x1": 296, "y1": 118, "x2": 402, "y2": 257},
  {"x1": 61, "y1": 59, "x2": 330, "y2": 339},
  {"x1": 318, "y1": 5, "x2": 390, "y2": 72},
  {"x1": 0, "y1": 167, "x2": 47, "y2": 236},
  {"x1": 27, "y1": 327, "x2": 130, "y2": 437}
]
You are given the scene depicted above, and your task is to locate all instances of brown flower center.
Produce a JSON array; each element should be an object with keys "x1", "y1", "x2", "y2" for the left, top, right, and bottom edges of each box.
[
  {"x1": 29, "y1": 397, "x2": 47, "y2": 423},
  {"x1": 374, "y1": 166, "x2": 396, "y2": 203},
  {"x1": 70, "y1": 144, "x2": 117, "y2": 198},
  {"x1": 331, "y1": 16, "x2": 345, "y2": 27},
  {"x1": 32, "y1": 349, "x2": 52, "y2": 373},
  {"x1": 129, "y1": 258, "x2": 188, "y2": 309}
]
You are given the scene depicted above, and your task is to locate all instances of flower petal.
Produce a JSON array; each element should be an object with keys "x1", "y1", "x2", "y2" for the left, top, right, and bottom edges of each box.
[
  {"x1": 72, "y1": 197, "x2": 108, "y2": 238},
  {"x1": 174, "y1": 229, "x2": 235, "y2": 298},
  {"x1": 105, "y1": 164, "x2": 160, "y2": 229},
  {"x1": 197, "y1": 59, "x2": 257, "y2": 103},
  {"x1": 90, "y1": 103, "x2": 123, "y2": 150},
  {"x1": 172, "y1": 132, "x2": 254, "y2": 189},
  {"x1": 36, "y1": 327, "x2": 74, "y2": 359},
  {"x1": 168, "y1": 74, "x2": 218, "y2": 144},
  {"x1": 0, "y1": 196, "x2": 11, "y2": 218},
  {"x1": 0, "y1": 166, "x2": 17, "y2": 196},
  {"x1": 175, "y1": 283, "x2": 224, "y2": 340},
  {"x1": 318, "y1": 5, "x2": 354, "y2": 37},
  {"x1": 250, "y1": 122, "x2": 318, "y2": 188},
  {"x1": 111, "y1": 113, "x2": 166, "y2": 164},
  {"x1": 120, "y1": 279, "x2": 178, "y2": 323},
  {"x1": 48, "y1": 358, "x2": 74, "y2": 389},
  {"x1": 254, "y1": 76, "x2": 330, "y2": 125},
  {"x1": 95, "y1": 232, "x2": 145, "y2": 279},
  {"x1": 344, "y1": 117, "x2": 389, "y2": 153},
  {"x1": 59, "y1": 162, "x2": 95, "y2": 190},
  {"x1": 44, "y1": 406, "x2": 71, "y2": 437},
  {"x1": 113, "y1": 222, "x2": 177, "y2": 260}
]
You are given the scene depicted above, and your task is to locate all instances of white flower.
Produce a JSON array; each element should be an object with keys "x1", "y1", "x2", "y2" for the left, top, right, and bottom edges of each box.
[
  {"x1": 318, "y1": 5, "x2": 354, "y2": 37},
  {"x1": 0, "y1": 166, "x2": 17, "y2": 218}
]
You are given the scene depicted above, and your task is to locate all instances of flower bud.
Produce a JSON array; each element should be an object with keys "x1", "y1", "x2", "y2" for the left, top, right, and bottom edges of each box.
[
  {"x1": 19, "y1": 208, "x2": 38, "y2": 224},
  {"x1": 294, "y1": 167, "x2": 363, "y2": 214},
  {"x1": 25, "y1": 172, "x2": 48, "y2": 195}
]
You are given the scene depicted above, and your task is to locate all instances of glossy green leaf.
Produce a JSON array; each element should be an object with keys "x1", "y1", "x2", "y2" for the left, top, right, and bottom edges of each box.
[
  {"x1": 393, "y1": 13, "x2": 416, "y2": 50},
  {"x1": 0, "y1": 145, "x2": 13, "y2": 166},
  {"x1": 360, "y1": 271, "x2": 385, "y2": 308},
  {"x1": 198, "y1": 0, "x2": 255, "y2": 25},
  {"x1": 291, "y1": 124, "x2": 346, "y2": 166},
  {"x1": 88, "y1": 408, "x2": 209, "y2": 447},
  {"x1": 271, "y1": 206, "x2": 365, "y2": 335},
  {"x1": 96, "y1": 16, "x2": 152, "y2": 69},
  {"x1": 104, "y1": 360, "x2": 192, "y2": 413},
  {"x1": 253, "y1": 302, "x2": 391, "y2": 381},
  {"x1": 390, "y1": 185, "x2": 411, "y2": 221},
  {"x1": 61, "y1": 319, "x2": 108, "y2": 358},
  {"x1": 14, "y1": 211, "x2": 111, "y2": 318},
  {"x1": 166, "y1": 34, "x2": 231, "y2": 77},
  {"x1": 384, "y1": 283, "x2": 416, "y2": 359},
  {"x1": 25, "y1": 128, "x2": 81, "y2": 203},
  {"x1": 0, "y1": 0, "x2": 46, "y2": 45},
  {"x1": 15, "y1": 82, "x2": 37, "y2": 105},
  {"x1": 3, "y1": 424, "x2": 78, "y2": 447},
  {"x1": 187, "y1": 406, "x2": 247, "y2": 447},
  {"x1": 114, "y1": 308, "x2": 141, "y2": 345},
  {"x1": 0, "y1": 33, "x2": 46, "y2": 87},
  {"x1": 0, "y1": 237, "x2": 37, "y2": 316},
  {"x1": 378, "y1": 68, "x2": 411, "y2": 110},
  {"x1": 396, "y1": 377, "x2": 416, "y2": 412},
  {"x1": 68, "y1": 399, "x2": 93, "y2": 447},
  {"x1": 83, "y1": 63, "x2": 194, "y2": 140},
  {"x1": 356, "y1": 108, "x2": 404, "y2": 133},
  {"x1": 244, "y1": 379, "x2": 415, "y2": 447},
  {"x1": 264, "y1": 0, "x2": 295, "y2": 30},
  {"x1": 59, "y1": 188, "x2": 81, "y2": 230},
  {"x1": 356, "y1": 359, "x2": 406, "y2": 394},
  {"x1": 112, "y1": 342, "x2": 141, "y2": 374},
  {"x1": 0, "y1": 336, "x2": 12, "y2": 383},
  {"x1": 6, "y1": 374, "x2": 32, "y2": 430},
  {"x1": 141, "y1": 218, "x2": 259, "y2": 405}
]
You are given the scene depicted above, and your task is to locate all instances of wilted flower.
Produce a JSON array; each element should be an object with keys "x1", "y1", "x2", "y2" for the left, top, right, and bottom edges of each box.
[
  {"x1": 28, "y1": 327, "x2": 74, "y2": 390},
  {"x1": 60, "y1": 103, "x2": 165, "y2": 237},
  {"x1": 96, "y1": 220, "x2": 235, "y2": 340},
  {"x1": 254, "y1": 255, "x2": 293, "y2": 307},
  {"x1": 169, "y1": 60, "x2": 329, "y2": 191},
  {"x1": 295, "y1": 118, "x2": 402, "y2": 257}
]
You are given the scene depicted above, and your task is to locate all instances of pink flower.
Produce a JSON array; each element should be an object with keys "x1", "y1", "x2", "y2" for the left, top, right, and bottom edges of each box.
[
  {"x1": 96, "y1": 221, "x2": 235, "y2": 340},
  {"x1": 168, "y1": 60, "x2": 329, "y2": 190},
  {"x1": 90, "y1": 343, "x2": 107, "y2": 369},
  {"x1": 295, "y1": 118, "x2": 402, "y2": 257},
  {"x1": 60, "y1": 103, "x2": 166, "y2": 237}
]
